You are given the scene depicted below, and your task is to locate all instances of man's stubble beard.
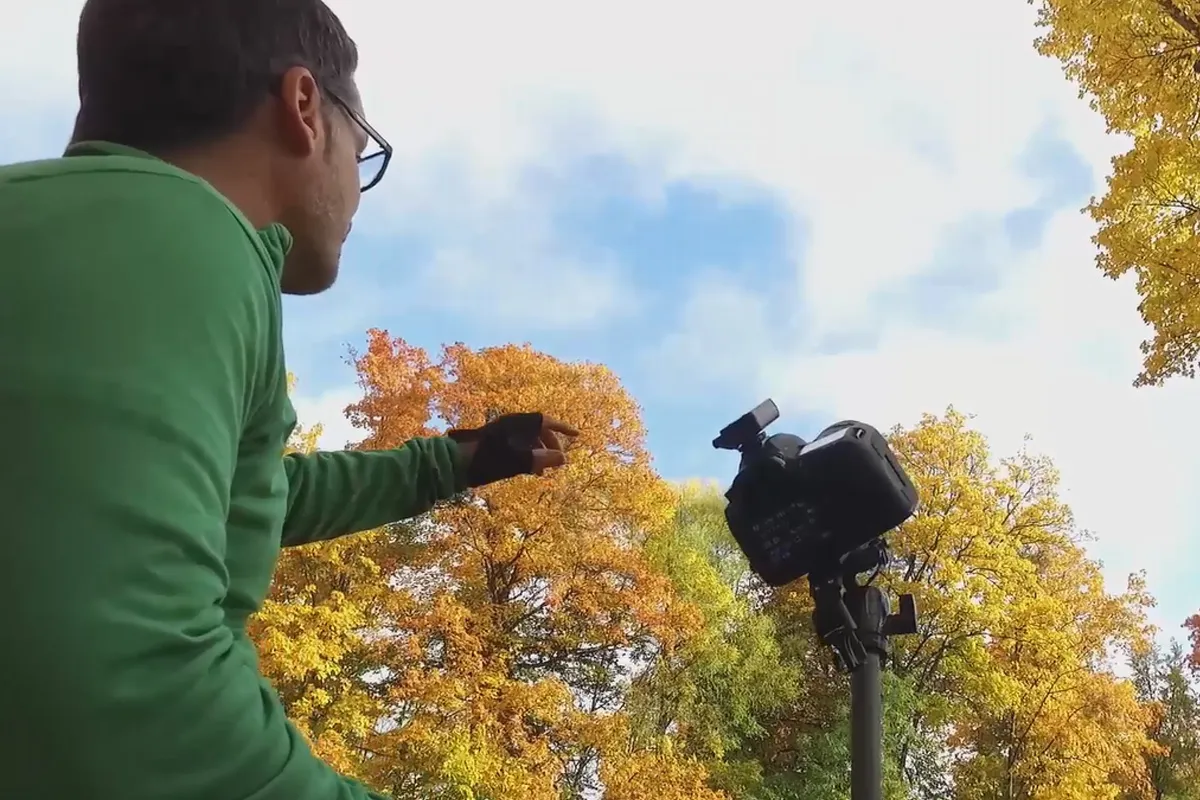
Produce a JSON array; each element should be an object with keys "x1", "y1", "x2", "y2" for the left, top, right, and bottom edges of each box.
[{"x1": 279, "y1": 173, "x2": 347, "y2": 296}]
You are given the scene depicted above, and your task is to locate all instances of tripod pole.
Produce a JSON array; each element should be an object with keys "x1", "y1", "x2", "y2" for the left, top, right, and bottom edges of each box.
[
  {"x1": 810, "y1": 545, "x2": 918, "y2": 800},
  {"x1": 846, "y1": 584, "x2": 889, "y2": 800},
  {"x1": 850, "y1": 645, "x2": 884, "y2": 800}
]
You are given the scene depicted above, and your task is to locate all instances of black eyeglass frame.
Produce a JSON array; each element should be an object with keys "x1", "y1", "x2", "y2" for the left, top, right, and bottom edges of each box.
[{"x1": 326, "y1": 89, "x2": 393, "y2": 193}]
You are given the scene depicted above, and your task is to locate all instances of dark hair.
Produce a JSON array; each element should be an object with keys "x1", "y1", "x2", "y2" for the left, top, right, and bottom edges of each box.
[{"x1": 71, "y1": 0, "x2": 358, "y2": 154}]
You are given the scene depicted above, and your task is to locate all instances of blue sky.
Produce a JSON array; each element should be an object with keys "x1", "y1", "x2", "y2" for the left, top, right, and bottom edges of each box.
[
  {"x1": 5, "y1": 0, "x2": 1200, "y2": 643},
  {"x1": 283, "y1": 122, "x2": 1092, "y2": 482},
  {"x1": 283, "y1": 157, "x2": 800, "y2": 479}
]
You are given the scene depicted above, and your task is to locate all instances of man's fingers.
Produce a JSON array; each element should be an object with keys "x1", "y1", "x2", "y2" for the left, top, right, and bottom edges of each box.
[
  {"x1": 536, "y1": 416, "x2": 578, "y2": 453},
  {"x1": 532, "y1": 448, "x2": 567, "y2": 475},
  {"x1": 542, "y1": 416, "x2": 580, "y2": 438}
]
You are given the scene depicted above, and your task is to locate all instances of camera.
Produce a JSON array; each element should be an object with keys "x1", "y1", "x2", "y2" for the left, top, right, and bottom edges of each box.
[{"x1": 713, "y1": 399, "x2": 919, "y2": 587}]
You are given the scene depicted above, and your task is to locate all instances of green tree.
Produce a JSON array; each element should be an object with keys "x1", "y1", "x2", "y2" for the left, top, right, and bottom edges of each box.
[
  {"x1": 626, "y1": 483, "x2": 803, "y2": 797},
  {"x1": 1129, "y1": 639, "x2": 1200, "y2": 799}
]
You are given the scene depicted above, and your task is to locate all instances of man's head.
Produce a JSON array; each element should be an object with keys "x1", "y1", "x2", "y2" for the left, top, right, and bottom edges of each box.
[{"x1": 72, "y1": 0, "x2": 388, "y2": 295}]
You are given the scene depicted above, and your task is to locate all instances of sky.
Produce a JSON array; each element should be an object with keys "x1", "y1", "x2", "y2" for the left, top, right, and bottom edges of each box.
[{"x1": 4, "y1": 0, "x2": 1199, "y2": 642}]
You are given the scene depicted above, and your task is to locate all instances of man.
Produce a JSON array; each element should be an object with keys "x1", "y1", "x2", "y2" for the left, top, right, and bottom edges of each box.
[{"x1": 0, "y1": 1, "x2": 576, "y2": 798}]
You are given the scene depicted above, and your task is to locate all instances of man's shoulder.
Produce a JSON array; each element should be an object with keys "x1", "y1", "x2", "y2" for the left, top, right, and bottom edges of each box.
[
  {"x1": 1, "y1": 150, "x2": 198, "y2": 182},
  {"x1": 1, "y1": 152, "x2": 237, "y2": 225},
  {"x1": 0, "y1": 151, "x2": 282, "y2": 279}
]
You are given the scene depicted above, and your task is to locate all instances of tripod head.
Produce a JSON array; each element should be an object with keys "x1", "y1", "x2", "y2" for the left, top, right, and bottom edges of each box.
[{"x1": 808, "y1": 539, "x2": 918, "y2": 672}]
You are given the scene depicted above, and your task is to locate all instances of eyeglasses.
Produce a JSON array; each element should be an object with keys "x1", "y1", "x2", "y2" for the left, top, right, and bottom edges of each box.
[{"x1": 328, "y1": 90, "x2": 393, "y2": 193}]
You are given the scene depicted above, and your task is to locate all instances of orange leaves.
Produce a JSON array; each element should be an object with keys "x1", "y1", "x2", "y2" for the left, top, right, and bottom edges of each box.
[
  {"x1": 346, "y1": 329, "x2": 443, "y2": 448},
  {"x1": 261, "y1": 368, "x2": 1190, "y2": 797},
  {"x1": 263, "y1": 334, "x2": 714, "y2": 798}
]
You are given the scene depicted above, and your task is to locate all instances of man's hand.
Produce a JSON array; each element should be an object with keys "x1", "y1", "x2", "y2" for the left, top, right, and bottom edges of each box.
[{"x1": 448, "y1": 413, "x2": 579, "y2": 487}]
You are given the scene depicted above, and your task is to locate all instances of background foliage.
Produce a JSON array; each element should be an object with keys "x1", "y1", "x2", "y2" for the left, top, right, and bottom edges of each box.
[{"x1": 255, "y1": 330, "x2": 1200, "y2": 799}]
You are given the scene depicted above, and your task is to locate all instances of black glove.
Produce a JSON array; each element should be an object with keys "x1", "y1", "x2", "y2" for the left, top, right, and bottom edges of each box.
[{"x1": 447, "y1": 412, "x2": 577, "y2": 488}]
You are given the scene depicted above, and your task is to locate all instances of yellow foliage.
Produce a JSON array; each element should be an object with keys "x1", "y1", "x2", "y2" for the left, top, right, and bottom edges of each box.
[
  {"x1": 1031, "y1": 0, "x2": 1200, "y2": 140},
  {"x1": 257, "y1": 378, "x2": 1166, "y2": 798},
  {"x1": 255, "y1": 343, "x2": 713, "y2": 799},
  {"x1": 1031, "y1": 0, "x2": 1200, "y2": 383},
  {"x1": 885, "y1": 410, "x2": 1156, "y2": 799},
  {"x1": 601, "y1": 741, "x2": 726, "y2": 800},
  {"x1": 1090, "y1": 133, "x2": 1200, "y2": 385}
]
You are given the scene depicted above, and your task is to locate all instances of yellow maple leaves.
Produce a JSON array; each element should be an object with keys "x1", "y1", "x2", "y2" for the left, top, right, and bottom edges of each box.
[
  {"x1": 1030, "y1": 11, "x2": 1200, "y2": 792},
  {"x1": 884, "y1": 411, "x2": 1155, "y2": 799},
  {"x1": 1032, "y1": 0, "x2": 1200, "y2": 384},
  {"x1": 1032, "y1": 0, "x2": 1200, "y2": 139}
]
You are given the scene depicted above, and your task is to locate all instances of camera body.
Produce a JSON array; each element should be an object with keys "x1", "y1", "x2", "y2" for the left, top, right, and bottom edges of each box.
[{"x1": 715, "y1": 400, "x2": 919, "y2": 586}]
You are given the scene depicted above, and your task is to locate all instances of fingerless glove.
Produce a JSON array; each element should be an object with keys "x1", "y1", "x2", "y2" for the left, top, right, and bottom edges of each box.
[{"x1": 447, "y1": 412, "x2": 545, "y2": 487}]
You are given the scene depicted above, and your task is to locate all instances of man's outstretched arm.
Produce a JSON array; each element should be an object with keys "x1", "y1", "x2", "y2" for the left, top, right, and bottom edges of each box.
[
  {"x1": 281, "y1": 441, "x2": 468, "y2": 547},
  {"x1": 280, "y1": 413, "x2": 579, "y2": 547},
  {"x1": 0, "y1": 167, "x2": 386, "y2": 800}
]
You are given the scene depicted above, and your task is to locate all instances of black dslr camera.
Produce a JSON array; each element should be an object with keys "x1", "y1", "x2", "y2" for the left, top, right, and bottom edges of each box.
[
  {"x1": 713, "y1": 399, "x2": 919, "y2": 587},
  {"x1": 716, "y1": 400, "x2": 920, "y2": 795}
]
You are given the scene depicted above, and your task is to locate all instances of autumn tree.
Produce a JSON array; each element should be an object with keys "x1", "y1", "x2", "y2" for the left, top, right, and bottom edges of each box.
[
  {"x1": 625, "y1": 411, "x2": 1158, "y2": 800},
  {"x1": 252, "y1": 375, "x2": 1175, "y2": 798},
  {"x1": 1032, "y1": 0, "x2": 1200, "y2": 731},
  {"x1": 267, "y1": 332, "x2": 721, "y2": 800},
  {"x1": 822, "y1": 410, "x2": 1154, "y2": 799},
  {"x1": 1187, "y1": 616, "x2": 1200, "y2": 670},
  {"x1": 893, "y1": 411, "x2": 1155, "y2": 799},
  {"x1": 1030, "y1": 0, "x2": 1200, "y2": 386}
]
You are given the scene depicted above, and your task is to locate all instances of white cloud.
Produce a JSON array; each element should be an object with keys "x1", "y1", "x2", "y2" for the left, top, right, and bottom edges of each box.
[
  {"x1": 641, "y1": 270, "x2": 776, "y2": 391},
  {"x1": 6, "y1": 0, "x2": 1196, "y2": 634},
  {"x1": 335, "y1": 0, "x2": 1095, "y2": 325},
  {"x1": 0, "y1": 3, "x2": 77, "y2": 110},
  {"x1": 764, "y1": 209, "x2": 1200, "y2": 601},
  {"x1": 291, "y1": 384, "x2": 365, "y2": 452},
  {"x1": 415, "y1": 240, "x2": 634, "y2": 331}
]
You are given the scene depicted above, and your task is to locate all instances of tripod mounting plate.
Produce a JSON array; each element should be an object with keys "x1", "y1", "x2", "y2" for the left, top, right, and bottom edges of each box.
[{"x1": 808, "y1": 539, "x2": 918, "y2": 673}]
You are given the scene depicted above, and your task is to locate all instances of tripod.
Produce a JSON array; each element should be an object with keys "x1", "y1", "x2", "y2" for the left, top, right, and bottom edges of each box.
[{"x1": 809, "y1": 541, "x2": 918, "y2": 800}]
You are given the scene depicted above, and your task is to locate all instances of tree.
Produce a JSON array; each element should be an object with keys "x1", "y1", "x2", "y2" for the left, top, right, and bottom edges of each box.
[
  {"x1": 624, "y1": 483, "x2": 804, "y2": 797},
  {"x1": 635, "y1": 411, "x2": 1157, "y2": 800},
  {"x1": 1029, "y1": 0, "x2": 1200, "y2": 385},
  {"x1": 1187, "y1": 616, "x2": 1200, "y2": 671},
  {"x1": 253, "y1": 373, "x2": 1176, "y2": 797},
  {"x1": 1031, "y1": 0, "x2": 1200, "y2": 734},
  {"x1": 1031, "y1": 0, "x2": 1200, "y2": 140},
  {"x1": 260, "y1": 333, "x2": 722, "y2": 799},
  {"x1": 879, "y1": 410, "x2": 1153, "y2": 799},
  {"x1": 1129, "y1": 639, "x2": 1200, "y2": 799}
]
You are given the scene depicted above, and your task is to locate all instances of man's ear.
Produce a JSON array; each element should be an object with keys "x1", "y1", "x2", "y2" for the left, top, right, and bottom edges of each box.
[{"x1": 274, "y1": 66, "x2": 326, "y2": 158}]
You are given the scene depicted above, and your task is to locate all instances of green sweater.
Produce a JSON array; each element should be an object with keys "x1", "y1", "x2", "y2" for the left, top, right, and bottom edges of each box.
[{"x1": 0, "y1": 142, "x2": 465, "y2": 799}]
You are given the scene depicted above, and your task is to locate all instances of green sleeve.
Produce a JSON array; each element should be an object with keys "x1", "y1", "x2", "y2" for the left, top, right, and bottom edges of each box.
[
  {"x1": 0, "y1": 171, "x2": 385, "y2": 799},
  {"x1": 281, "y1": 438, "x2": 467, "y2": 547}
]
